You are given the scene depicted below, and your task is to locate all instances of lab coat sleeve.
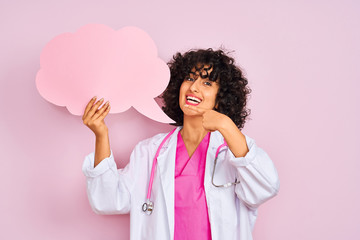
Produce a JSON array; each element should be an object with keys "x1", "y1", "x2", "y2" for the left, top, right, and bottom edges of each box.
[
  {"x1": 82, "y1": 149, "x2": 135, "y2": 215},
  {"x1": 228, "y1": 134, "x2": 280, "y2": 209}
]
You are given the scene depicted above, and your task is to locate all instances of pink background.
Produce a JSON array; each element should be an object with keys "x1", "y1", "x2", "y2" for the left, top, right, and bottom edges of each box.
[{"x1": 1, "y1": 0, "x2": 359, "y2": 239}]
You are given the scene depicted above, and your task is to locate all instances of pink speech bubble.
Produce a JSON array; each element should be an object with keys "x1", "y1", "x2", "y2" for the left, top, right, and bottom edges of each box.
[{"x1": 36, "y1": 24, "x2": 172, "y2": 123}]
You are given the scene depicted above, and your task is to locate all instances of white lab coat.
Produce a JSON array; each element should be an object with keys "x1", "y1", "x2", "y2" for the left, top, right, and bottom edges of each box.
[{"x1": 82, "y1": 127, "x2": 279, "y2": 240}]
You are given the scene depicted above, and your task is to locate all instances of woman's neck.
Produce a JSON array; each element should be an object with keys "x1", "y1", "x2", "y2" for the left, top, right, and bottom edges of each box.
[{"x1": 181, "y1": 115, "x2": 209, "y2": 144}]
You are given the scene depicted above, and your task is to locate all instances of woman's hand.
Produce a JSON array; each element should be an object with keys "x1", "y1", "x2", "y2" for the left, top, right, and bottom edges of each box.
[
  {"x1": 184, "y1": 104, "x2": 249, "y2": 157},
  {"x1": 82, "y1": 97, "x2": 111, "y2": 137},
  {"x1": 184, "y1": 104, "x2": 230, "y2": 132}
]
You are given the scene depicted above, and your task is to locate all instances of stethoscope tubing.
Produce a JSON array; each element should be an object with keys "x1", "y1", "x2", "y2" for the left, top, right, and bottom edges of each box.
[
  {"x1": 146, "y1": 128, "x2": 176, "y2": 200},
  {"x1": 143, "y1": 128, "x2": 240, "y2": 214}
]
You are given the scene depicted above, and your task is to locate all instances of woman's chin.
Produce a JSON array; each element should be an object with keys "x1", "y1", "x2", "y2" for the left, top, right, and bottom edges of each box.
[{"x1": 182, "y1": 108, "x2": 201, "y2": 118}]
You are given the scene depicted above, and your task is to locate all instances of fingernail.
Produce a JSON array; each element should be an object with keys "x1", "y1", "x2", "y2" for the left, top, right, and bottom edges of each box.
[
  {"x1": 100, "y1": 98, "x2": 104, "y2": 102},
  {"x1": 105, "y1": 101, "x2": 109, "y2": 105},
  {"x1": 92, "y1": 96, "x2": 97, "y2": 100}
]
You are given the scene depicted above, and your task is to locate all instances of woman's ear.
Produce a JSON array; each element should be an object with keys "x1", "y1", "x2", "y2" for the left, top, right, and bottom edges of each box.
[{"x1": 214, "y1": 100, "x2": 219, "y2": 110}]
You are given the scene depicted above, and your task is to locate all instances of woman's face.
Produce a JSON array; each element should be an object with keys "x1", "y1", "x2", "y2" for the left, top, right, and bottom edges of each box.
[{"x1": 179, "y1": 64, "x2": 219, "y2": 116}]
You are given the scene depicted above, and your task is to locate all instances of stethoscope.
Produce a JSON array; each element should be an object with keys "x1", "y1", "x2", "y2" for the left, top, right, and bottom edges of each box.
[{"x1": 142, "y1": 128, "x2": 240, "y2": 215}]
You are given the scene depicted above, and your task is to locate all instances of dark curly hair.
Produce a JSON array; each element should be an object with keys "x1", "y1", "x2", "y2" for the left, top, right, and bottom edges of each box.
[{"x1": 161, "y1": 48, "x2": 251, "y2": 129}]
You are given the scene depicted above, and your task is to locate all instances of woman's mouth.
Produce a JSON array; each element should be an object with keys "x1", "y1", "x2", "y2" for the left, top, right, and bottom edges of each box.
[{"x1": 186, "y1": 95, "x2": 202, "y2": 106}]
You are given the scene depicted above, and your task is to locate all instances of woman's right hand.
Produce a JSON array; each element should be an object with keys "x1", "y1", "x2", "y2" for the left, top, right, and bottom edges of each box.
[{"x1": 82, "y1": 97, "x2": 111, "y2": 137}]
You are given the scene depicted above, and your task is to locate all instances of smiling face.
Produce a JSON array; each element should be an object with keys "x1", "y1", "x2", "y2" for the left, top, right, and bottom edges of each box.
[{"x1": 179, "y1": 64, "x2": 219, "y2": 116}]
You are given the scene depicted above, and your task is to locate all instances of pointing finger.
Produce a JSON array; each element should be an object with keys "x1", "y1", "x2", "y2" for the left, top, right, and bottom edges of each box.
[{"x1": 184, "y1": 104, "x2": 206, "y2": 114}]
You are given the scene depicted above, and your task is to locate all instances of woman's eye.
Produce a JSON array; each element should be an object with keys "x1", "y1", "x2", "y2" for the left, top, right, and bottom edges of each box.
[
  {"x1": 204, "y1": 81, "x2": 212, "y2": 86},
  {"x1": 186, "y1": 77, "x2": 195, "y2": 82}
]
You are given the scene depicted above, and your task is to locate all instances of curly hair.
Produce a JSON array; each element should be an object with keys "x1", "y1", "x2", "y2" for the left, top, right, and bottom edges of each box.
[{"x1": 161, "y1": 48, "x2": 251, "y2": 129}]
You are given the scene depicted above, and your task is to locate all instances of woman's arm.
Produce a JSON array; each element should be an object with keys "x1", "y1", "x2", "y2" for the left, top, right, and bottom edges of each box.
[
  {"x1": 94, "y1": 131, "x2": 111, "y2": 167},
  {"x1": 217, "y1": 116, "x2": 249, "y2": 158},
  {"x1": 183, "y1": 104, "x2": 279, "y2": 208},
  {"x1": 228, "y1": 136, "x2": 280, "y2": 209},
  {"x1": 82, "y1": 149, "x2": 132, "y2": 214}
]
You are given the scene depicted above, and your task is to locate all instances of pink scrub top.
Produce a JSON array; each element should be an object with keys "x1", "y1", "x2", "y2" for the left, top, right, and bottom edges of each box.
[{"x1": 174, "y1": 131, "x2": 212, "y2": 240}]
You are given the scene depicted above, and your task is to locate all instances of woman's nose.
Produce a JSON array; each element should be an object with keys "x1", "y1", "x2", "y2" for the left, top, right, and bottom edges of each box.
[{"x1": 189, "y1": 79, "x2": 200, "y2": 92}]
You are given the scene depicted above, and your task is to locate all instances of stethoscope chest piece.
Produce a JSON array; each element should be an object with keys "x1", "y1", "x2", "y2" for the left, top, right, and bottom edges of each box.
[{"x1": 142, "y1": 200, "x2": 153, "y2": 215}]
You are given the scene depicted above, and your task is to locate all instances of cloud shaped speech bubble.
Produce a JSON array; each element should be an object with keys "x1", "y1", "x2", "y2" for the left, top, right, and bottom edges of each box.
[{"x1": 36, "y1": 24, "x2": 172, "y2": 123}]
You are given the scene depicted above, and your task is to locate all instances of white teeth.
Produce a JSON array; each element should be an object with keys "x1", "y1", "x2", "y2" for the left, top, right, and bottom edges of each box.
[{"x1": 186, "y1": 96, "x2": 201, "y2": 103}]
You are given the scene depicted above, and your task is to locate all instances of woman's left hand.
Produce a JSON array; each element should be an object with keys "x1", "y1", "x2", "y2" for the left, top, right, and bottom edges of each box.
[{"x1": 184, "y1": 104, "x2": 230, "y2": 132}]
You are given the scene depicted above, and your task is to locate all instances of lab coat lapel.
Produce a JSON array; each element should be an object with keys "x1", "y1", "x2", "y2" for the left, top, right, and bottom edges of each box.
[
  {"x1": 155, "y1": 127, "x2": 181, "y2": 239},
  {"x1": 203, "y1": 131, "x2": 225, "y2": 238}
]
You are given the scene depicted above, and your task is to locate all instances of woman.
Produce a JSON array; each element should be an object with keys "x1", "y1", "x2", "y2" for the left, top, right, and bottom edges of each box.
[{"x1": 82, "y1": 48, "x2": 279, "y2": 240}]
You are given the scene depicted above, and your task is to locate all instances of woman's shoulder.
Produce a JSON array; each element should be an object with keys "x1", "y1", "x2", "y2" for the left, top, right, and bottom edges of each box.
[
  {"x1": 137, "y1": 132, "x2": 168, "y2": 147},
  {"x1": 134, "y1": 127, "x2": 179, "y2": 150}
]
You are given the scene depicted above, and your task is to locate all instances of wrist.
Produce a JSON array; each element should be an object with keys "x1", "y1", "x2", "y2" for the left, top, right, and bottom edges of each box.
[
  {"x1": 95, "y1": 130, "x2": 109, "y2": 139},
  {"x1": 218, "y1": 115, "x2": 234, "y2": 133}
]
